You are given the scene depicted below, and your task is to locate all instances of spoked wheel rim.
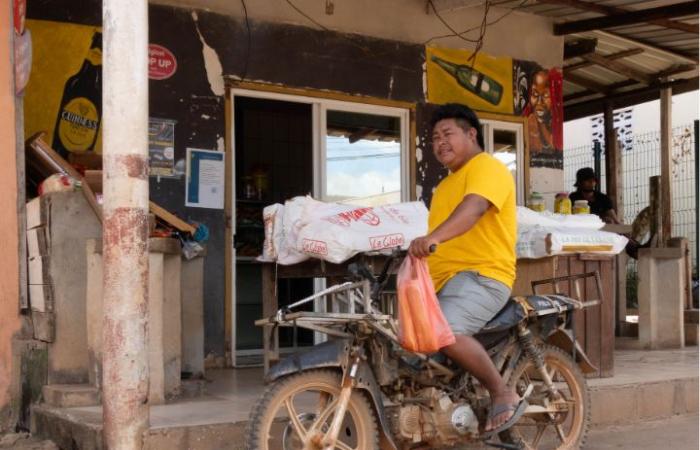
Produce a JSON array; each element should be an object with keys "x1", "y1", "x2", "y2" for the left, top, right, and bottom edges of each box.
[
  {"x1": 246, "y1": 370, "x2": 378, "y2": 450},
  {"x1": 504, "y1": 347, "x2": 589, "y2": 450}
]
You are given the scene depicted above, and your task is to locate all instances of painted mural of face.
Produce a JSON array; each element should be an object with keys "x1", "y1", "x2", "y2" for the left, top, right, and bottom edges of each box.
[{"x1": 529, "y1": 71, "x2": 551, "y2": 124}]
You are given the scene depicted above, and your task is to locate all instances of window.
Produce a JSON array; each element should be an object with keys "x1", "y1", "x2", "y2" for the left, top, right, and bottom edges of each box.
[
  {"x1": 323, "y1": 109, "x2": 405, "y2": 206},
  {"x1": 481, "y1": 119, "x2": 525, "y2": 205}
]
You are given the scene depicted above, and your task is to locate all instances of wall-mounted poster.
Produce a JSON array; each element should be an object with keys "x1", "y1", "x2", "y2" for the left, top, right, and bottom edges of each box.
[
  {"x1": 186, "y1": 148, "x2": 225, "y2": 209},
  {"x1": 148, "y1": 118, "x2": 176, "y2": 177},
  {"x1": 513, "y1": 60, "x2": 563, "y2": 169},
  {"x1": 25, "y1": 20, "x2": 103, "y2": 156},
  {"x1": 426, "y1": 46, "x2": 514, "y2": 115}
]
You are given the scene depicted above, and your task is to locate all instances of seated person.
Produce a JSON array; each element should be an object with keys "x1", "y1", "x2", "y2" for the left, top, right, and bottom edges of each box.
[{"x1": 569, "y1": 167, "x2": 621, "y2": 224}]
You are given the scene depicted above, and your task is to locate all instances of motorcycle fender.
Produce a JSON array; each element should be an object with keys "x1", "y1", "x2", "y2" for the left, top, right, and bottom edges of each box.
[
  {"x1": 265, "y1": 338, "x2": 351, "y2": 384},
  {"x1": 265, "y1": 339, "x2": 398, "y2": 450},
  {"x1": 547, "y1": 329, "x2": 598, "y2": 374}
]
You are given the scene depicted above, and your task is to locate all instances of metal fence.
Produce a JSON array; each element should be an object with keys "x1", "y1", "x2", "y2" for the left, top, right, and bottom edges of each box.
[{"x1": 564, "y1": 123, "x2": 697, "y2": 271}]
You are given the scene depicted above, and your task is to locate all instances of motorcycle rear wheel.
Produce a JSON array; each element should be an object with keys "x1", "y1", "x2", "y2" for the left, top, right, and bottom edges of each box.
[
  {"x1": 245, "y1": 369, "x2": 379, "y2": 450},
  {"x1": 501, "y1": 345, "x2": 590, "y2": 449}
]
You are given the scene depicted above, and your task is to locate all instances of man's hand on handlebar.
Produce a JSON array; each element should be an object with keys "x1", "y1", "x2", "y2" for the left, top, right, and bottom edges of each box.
[{"x1": 408, "y1": 235, "x2": 439, "y2": 258}]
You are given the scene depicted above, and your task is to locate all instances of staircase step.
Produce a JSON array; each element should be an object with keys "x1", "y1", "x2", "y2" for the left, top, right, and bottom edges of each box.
[{"x1": 42, "y1": 385, "x2": 100, "y2": 408}]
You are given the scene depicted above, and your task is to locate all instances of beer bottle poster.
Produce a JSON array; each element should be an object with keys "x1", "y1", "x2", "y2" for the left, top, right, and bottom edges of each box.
[
  {"x1": 24, "y1": 20, "x2": 104, "y2": 154},
  {"x1": 426, "y1": 46, "x2": 514, "y2": 115},
  {"x1": 148, "y1": 118, "x2": 176, "y2": 177}
]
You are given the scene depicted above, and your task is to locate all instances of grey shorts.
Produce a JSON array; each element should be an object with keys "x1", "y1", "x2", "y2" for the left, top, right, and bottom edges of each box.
[{"x1": 437, "y1": 271, "x2": 511, "y2": 336}]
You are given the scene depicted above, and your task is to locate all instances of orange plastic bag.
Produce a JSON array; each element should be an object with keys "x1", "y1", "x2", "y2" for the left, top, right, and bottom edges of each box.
[{"x1": 397, "y1": 255, "x2": 455, "y2": 353}]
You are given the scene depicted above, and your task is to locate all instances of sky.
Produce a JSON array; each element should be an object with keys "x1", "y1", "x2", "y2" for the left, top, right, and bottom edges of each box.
[
  {"x1": 325, "y1": 136, "x2": 401, "y2": 199},
  {"x1": 563, "y1": 90, "x2": 699, "y2": 149}
]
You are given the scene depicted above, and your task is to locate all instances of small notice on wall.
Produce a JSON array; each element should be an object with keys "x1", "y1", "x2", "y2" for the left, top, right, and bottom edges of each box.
[
  {"x1": 148, "y1": 118, "x2": 176, "y2": 177},
  {"x1": 186, "y1": 148, "x2": 225, "y2": 209}
]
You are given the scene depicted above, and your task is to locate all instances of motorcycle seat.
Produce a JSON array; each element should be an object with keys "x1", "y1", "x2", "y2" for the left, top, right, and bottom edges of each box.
[{"x1": 477, "y1": 294, "x2": 576, "y2": 335}]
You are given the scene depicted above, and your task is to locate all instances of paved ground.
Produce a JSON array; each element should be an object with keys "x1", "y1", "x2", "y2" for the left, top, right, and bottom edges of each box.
[{"x1": 586, "y1": 414, "x2": 699, "y2": 449}]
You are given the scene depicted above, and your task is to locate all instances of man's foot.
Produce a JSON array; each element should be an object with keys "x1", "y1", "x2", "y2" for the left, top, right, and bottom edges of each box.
[{"x1": 485, "y1": 390, "x2": 521, "y2": 432}]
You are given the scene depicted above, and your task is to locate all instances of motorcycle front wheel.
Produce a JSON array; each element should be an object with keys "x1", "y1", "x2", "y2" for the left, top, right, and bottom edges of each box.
[
  {"x1": 502, "y1": 345, "x2": 590, "y2": 450},
  {"x1": 245, "y1": 369, "x2": 379, "y2": 450}
]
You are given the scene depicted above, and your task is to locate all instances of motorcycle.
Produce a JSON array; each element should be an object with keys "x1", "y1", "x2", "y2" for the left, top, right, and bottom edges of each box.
[{"x1": 246, "y1": 251, "x2": 599, "y2": 450}]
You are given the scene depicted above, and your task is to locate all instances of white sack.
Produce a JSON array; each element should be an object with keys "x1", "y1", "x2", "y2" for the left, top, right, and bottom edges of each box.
[
  {"x1": 259, "y1": 203, "x2": 284, "y2": 262},
  {"x1": 517, "y1": 225, "x2": 628, "y2": 259},
  {"x1": 296, "y1": 201, "x2": 429, "y2": 264},
  {"x1": 517, "y1": 206, "x2": 604, "y2": 230}
]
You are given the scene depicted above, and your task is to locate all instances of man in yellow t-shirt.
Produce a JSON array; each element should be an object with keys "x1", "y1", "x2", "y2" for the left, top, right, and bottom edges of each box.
[{"x1": 408, "y1": 103, "x2": 522, "y2": 435}]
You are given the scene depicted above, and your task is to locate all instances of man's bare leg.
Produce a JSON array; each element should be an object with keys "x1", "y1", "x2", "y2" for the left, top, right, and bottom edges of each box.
[{"x1": 441, "y1": 334, "x2": 519, "y2": 431}]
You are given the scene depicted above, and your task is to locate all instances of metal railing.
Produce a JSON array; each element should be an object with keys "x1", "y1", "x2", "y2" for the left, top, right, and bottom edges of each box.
[{"x1": 564, "y1": 123, "x2": 698, "y2": 271}]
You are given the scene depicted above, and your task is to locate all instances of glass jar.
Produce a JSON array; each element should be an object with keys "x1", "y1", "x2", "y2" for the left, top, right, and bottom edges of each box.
[
  {"x1": 528, "y1": 192, "x2": 545, "y2": 212},
  {"x1": 554, "y1": 193, "x2": 572, "y2": 214},
  {"x1": 573, "y1": 200, "x2": 590, "y2": 215}
]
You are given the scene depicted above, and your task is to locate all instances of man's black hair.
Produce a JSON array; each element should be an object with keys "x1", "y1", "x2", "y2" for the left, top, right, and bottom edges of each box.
[{"x1": 430, "y1": 103, "x2": 485, "y2": 149}]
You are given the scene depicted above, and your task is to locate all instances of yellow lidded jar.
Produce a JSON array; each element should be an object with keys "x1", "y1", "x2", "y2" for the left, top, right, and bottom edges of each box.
[
  {"x1": 573, "y1": 200, "x2": 590, "y2": 215},
  {"x1": 554, "y1": 193, "x2": 572, "y2": 214}
]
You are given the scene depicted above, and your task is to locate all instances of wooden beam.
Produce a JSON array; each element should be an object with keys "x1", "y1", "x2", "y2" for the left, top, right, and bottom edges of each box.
[
  {"x1": 553, "y1": 1, "x2": 699, "y2": 35},
  {"x1": 539, "y1": 0, "x2": 698, "y2": 34},
  {"x1": 603, "y1": 103, "x2": 622, "y2": 218},
  {"x1": 564, "y1": 38, "x2": 598, "y2": 59},
  {"x1": 564, "y1": 48, "x2": 644, "y2": 72},
  {"x1": 660, "y1": 87, "x2": 672, "y2": 244},
  {"x1": 655, "y1": 63, "x2": 698, "y2": 79},
  {"x1": 565, "y1": 72, "x2": 610, "y2": 93},
  {"x1": 564, "y1": 76, "x2": 698, "y2": 121},
  {"x1": 564, "y1": 79, "x2": 639, "y2": 102},
  {"x1": 581, "y1": 53, "x2": 654, "y2": 84}
]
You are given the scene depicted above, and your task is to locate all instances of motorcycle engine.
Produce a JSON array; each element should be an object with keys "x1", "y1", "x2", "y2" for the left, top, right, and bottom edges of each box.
[{"x1": 392, "y1": 387, "x2": 479, "y2": 447}]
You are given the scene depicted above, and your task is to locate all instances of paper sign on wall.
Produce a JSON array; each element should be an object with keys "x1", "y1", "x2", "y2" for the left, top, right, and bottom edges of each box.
[
  {"x1": 148, "y1": 118, "x2": 176, "y2": 177},
  {"x1": 186, "y1": 148, "x2": 225, "y2": 209}
]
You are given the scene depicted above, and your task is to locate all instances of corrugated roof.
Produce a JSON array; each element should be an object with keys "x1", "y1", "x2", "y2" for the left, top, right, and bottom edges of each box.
[{"x1": 481, "y1": 0, "x2": 698, "y2": 117}]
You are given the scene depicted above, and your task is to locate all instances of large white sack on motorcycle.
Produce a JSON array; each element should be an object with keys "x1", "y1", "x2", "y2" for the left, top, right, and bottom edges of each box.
[
  {"x1": 259, "y1": 203, "x2": 285, "y2": 262},
  {"x1": 276, "y1": 196, "x2": 361, "y2": 265},
  {"x1": 517, "y1": 206, "x2": 604, "y2": 230},
  {"x1": 296, "y1": 201, "x2": 429, "y2": 264}
]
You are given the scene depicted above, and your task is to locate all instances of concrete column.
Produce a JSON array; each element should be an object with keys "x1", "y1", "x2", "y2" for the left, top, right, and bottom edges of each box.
[{"x1": 101, "y1": 0, "x2": 150, "y2": 448}]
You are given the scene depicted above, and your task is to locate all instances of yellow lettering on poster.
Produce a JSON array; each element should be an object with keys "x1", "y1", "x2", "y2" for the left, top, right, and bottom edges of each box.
[
  {"x1": 426, "y1": 46, "x2": 514, "y2": 115},
  {"x1": 25, "y1": 19, "x2": 103, "y2": 154}
]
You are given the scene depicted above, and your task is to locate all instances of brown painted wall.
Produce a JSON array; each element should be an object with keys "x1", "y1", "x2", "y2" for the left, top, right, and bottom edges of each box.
[{"x1": 0, "y1": 0, "x2": 22, "y2": 432}]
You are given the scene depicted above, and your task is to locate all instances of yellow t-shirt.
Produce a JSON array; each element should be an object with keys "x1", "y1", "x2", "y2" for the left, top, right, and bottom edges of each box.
[{"x1": 428, "y1": 152, "x2": 517, "y2": 291}]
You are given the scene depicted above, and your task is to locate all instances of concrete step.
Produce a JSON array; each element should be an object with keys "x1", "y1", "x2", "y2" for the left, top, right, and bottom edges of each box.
[
  {"x1": 42, "y1": 385, "x2": 100, "y2": 408},
  {"x1": 32, "y1": 374, "x2": 698, "y2": 449},
  {"x1": 31, "y1": 404, "x2": 247, "y2": 450},
  {"x1": 589, "y1": 376, "x2": 699, "y2": 426}
]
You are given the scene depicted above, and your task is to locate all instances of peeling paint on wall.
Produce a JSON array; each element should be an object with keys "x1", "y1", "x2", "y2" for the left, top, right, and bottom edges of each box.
[{"x1": 192, "y1": 11, "x2": 224, "y2": 97}]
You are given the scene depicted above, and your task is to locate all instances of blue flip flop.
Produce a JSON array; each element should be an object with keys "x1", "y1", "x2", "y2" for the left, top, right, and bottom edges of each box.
[{"x1": 481, "y1": 398, "x2": 529, "y2": 439}]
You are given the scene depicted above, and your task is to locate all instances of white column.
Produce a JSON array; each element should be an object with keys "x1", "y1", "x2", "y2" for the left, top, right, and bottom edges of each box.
[{"x1": 101, "y1": 0, "x2": 150, "y2": 448}]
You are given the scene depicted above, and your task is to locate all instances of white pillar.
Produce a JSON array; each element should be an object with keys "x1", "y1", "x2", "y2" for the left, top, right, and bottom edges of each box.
[{"x1": 102, "y1": 0, "x2": 150, "y2": 448}]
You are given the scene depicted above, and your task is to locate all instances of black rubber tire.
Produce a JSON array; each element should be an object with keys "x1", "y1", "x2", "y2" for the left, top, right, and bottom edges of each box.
[{"x1": 244, "y1": 369, "x2": 379, "y2": 450}]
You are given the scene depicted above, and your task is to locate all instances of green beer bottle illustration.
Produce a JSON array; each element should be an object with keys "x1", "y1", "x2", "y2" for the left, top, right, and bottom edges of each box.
[
  {"x1": 431, "y1": 55, "x2": 503, "y2": 106},
  {"x1": 52, "y1": 31, "x2": 102, "y2": 158}
]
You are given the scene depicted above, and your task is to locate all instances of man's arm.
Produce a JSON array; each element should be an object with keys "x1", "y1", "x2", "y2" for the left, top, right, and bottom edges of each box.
[
  {"x1": 409, "y1": 194, "x2": 491, "y2": 257},
  {"x1": 602, "y1": 208, "x2": 621, "y2": 224}
]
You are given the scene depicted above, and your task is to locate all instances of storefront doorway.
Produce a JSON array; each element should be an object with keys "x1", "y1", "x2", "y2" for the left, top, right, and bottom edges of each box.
[{"x1": 228, "y1": 88, "x2": 410, "y2": 366}]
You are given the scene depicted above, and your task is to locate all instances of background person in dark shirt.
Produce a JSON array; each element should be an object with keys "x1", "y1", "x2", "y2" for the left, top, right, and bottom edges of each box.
[{"x1": 569, "y1": 167, "x2": 621, "y2": 224}]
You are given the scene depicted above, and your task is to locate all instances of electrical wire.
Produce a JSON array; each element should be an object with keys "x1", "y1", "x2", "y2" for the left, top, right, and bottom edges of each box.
[
  {"x1": 285, "y1": 0, "x2": 330, "y2": 31},
  {"x1": 240, "y1": 0, "x2": 252, "y2": 81},
  {"x1": 423, "y1": 0, "x2": 530, "y2": 45}
]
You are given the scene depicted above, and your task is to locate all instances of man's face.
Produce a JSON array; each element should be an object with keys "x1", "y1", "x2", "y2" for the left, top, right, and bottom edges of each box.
[
  {"x1": 579, "y1": 178, "x2": 596, "y2": 192},
  {"x1": 529, "y1": 72, "x2": 551, "y2": 123},
  {"x1": 432, "y1": 118, "x2": 478, "y2": 172}
]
